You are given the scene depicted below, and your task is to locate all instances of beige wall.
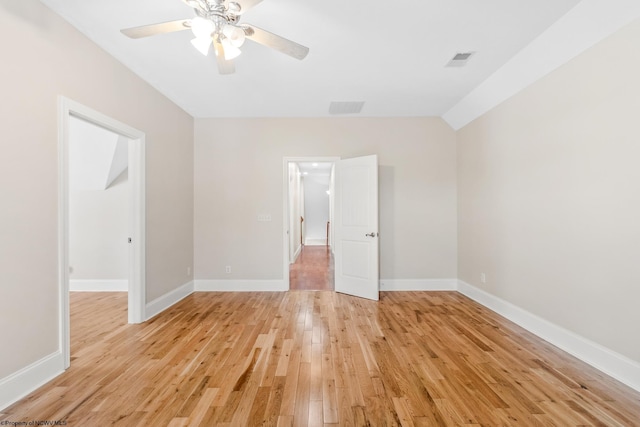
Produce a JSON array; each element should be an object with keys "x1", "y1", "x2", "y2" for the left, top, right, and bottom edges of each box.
[
  {"x1": 0, "y1": 1, "x2": 193, "y2": 378},
  {"x1": 457, "y1": 18, "x2": 640, "y2": 363},
  {"x1": 194, "y1": 117, "x2": 457, "y2": 282},
  {"x1": 69, "y1": 172, "x2": 129, "y2": 281}
]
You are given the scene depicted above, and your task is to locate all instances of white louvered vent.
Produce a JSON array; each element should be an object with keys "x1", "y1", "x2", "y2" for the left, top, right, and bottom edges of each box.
[
  {"x1": 446, "y1": 52, "x2": 475, "y2": 67},
  {"x1": 329, "y1": 101, "x2": 365, "y2": 115}
]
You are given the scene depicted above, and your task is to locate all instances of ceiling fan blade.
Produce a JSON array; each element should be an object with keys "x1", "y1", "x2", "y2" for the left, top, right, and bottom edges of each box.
[
  {"x1": 233, "y1": 0, "x2": 264, "y2": 14},
  {"x1": 243, "y1": 24, "x2": 309, "y2": 60},
  {"x1": 120, "y1": 19, "x2": 191, "y2": 39},
  {"x1": 213, "y1": 39, "x2": 236, "y2": 74}
]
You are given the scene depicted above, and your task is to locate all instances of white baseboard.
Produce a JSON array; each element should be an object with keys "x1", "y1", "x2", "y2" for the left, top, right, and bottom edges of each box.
[
  {"x1": 292, "y1": 244, "x2": 302, "y2": 263},
  {"x1": 145, "y1": 281, "x2": 194, "y2": 320},
  {"x1": 0, "y1": 351, "x2": 64, "y2": 411},
  {"x1": 457, "y1": 280, "x2": 640, "y2": 393},
  {"x1": 195, "y1": 280, "x2": 288, "y2": 292},
  {"x1": 305, "y1": 238, "x2": 327, "y2": 246},
  {"x1": 380, "y1": 279, "x2": 457, "y2": 291},
  {"x1": 69, "y1": 279, "x2": 128, "y2": 292}
]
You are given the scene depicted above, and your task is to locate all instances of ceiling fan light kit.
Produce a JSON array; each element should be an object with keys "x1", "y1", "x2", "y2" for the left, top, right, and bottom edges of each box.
[
  {"x1": 190, "y1": 16, "x2": 215, "y2": 39},
  {"x1": 220, "y1": 37, "x2": 242, "y2": 60},
  {"x1": 190, "y1": 34, "x2": 212, "y2": 55},
  {"x1": 222, "y1": 24, "x2": 246, "y2": 47},
  {"x1": 120, "y1": 0, "x2": 309, "y2": 75}
]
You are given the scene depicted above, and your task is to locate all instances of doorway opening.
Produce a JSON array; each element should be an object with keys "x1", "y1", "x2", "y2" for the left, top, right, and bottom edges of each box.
[
  {"x1": 68, "y1": 116, "x2": 130, "y2": 292},
  {"x1": 283, "y1": 155, "x2": 380, "y2": 299},
  {"x1": 58, "y1": 97, "x2": 146, "y2": 370},
  {"x1": 283, "y1": 157, "x2": 338, "y2": 291}
]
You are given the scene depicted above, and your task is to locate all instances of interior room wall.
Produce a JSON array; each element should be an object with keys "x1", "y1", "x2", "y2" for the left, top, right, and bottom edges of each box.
[
  {"x1": 457, "y1": 17, "x2": 640, "y2": 364},
  {"x1": 69, "y1": 171, "x2": 129, "y2": 283},
  {"x1": 194, "y1": 117, "x2": 457, "y2": 283},
  {"x1": 0, "y1": 0, "x2": 193, "y2": 381}
]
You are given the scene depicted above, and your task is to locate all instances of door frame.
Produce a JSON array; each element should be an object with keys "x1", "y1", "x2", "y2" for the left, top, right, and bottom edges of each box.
[
  {"x1": 58, "y1": 97, "x2": 146, "y2": 369},
  {"x1": 282, "y1": 156, "x2": 339, "y2": 289}
]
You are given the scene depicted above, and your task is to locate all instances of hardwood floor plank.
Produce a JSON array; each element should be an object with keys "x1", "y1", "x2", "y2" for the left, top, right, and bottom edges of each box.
[
  {"x1": 262, "y1": 376, "x2": 286, "y2": 426},
  {"x1": 275, "y1": 338, "x2": 294, "y2": 377},
  {"x1": 392, "y1": 396, "x2": 415, "y2": 427},
  {"x1": 278, "y1": 348, "x2": 302, "y2": 417},
  {"x1": 308, "y1": 400, "x2": 323, "y2": 427},
  {"x1": 321, "y1": 349, "x2": 339, "y2": 423},
  {"x1": 186, "y1": 387, "x2": 218, "y2": 426},
  {"x1": 3, "y1": 291, "x2": 640, "y2": 426},
  {"x1": 276, "y1": 415, "x2": 293, "y2": 426},
  {"x1": 310, "y1": 343, "x2": 323, "y2": 401},
  {"x1": 294, "y1": 362, "x2": 311, "y2": 425},
  {"x1": 247, "y1": 386, "x2": 270, "y2": 425}
]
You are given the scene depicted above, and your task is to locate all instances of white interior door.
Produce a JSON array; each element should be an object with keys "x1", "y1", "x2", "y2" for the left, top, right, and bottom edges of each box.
[{"x1": 334, "y1": 155, "x2": 379, "y2": 300}]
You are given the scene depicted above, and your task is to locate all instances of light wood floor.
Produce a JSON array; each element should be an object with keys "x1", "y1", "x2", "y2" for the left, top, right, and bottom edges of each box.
[
  {"x1": 2, "y1": 291, "x2": 640, "y2": 426},
  {"x1": 289, "y1": 245, "x2": 334, "y2": 291}
]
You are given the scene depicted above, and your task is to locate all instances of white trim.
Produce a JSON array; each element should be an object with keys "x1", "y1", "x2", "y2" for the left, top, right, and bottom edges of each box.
[
  {"x1": 145, "y1": 281, "x2": 195, "y2": 320},
  {"x1": 443, "y1": 0, "x2": 640, "y2": 130},
  {"x1": 127, "y1": 127, "x2": 146, "y2": 324},
  {"x1": 70, "y1": 280, "x2": 128, "y2": 292},
  {"x1": 457, "y1": 280, "x2": 640, "y2": 393},
  {"x1": 305, "y1": 238, "x2": 327, "y2": 246},
  {"x1": 195, "y1": 280, "x2": 288, "y2": 292},
  {"x1": 292, "y1": 244, "x2": 302, "y2": 264},
  {"x1": 380, "y1": 279, "x2": 457, "y2": 291},
  {"x1": 58, "y1": 97, "x2": 146, "y2": 370},
  {"x1": 57, "y1": 98, "x2": 70, "y2": 371},
  {"x1": 283, "y1": 157, "x2": 340, "y2": 291},
  {"x1": 0, "y1": 352, "x2": 64, "y2": 411}
]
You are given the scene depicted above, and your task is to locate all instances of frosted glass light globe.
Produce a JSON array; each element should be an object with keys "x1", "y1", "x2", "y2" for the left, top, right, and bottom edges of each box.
[
  {"x1": 190, "y1": 17, "x2": 214, "y2": 39},
  {"x1": 222, "y1": 24, "x2": 246, "y2": 47}
]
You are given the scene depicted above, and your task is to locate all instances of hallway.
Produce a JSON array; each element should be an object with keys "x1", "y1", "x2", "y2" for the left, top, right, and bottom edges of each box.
[{"x1": 289, "y1": 245, "x2": 334, "y2": 291}]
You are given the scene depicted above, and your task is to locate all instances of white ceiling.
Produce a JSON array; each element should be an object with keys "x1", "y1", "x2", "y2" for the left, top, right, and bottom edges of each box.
[
  {"x1": 298, "y1": 162, "x2": 332, "y2": 175},
  {"x1": 69, "y1": 116, "x2": 128, "y2": 191},
  {"x1": 298, "y1": 162, "x2": 332, "y2": 186},
  {"x1": 38, "y1": 0, "x2": 640, "y2": 126}
]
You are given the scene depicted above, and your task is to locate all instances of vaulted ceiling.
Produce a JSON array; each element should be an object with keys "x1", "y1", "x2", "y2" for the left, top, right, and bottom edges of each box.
[
  {"x1": 39, "y1": 0, "x2": 640, "y2": 128},
  {"x1": 69, "y1": 116, "x2": 128, "y2": 192}
]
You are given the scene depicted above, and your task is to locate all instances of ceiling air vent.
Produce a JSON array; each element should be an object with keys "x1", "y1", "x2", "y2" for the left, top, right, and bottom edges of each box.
[
  {"x1": 329, "y1": 101, "x2": 365, "y2": 115},
  {"x1": 446, "y1": 52, "x2": 475, "y2": 67}
]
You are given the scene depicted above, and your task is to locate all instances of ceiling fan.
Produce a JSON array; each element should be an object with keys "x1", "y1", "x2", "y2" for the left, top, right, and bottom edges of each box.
[{"x1": 120, "y1": 0, "x2": 309, "y2": 75}]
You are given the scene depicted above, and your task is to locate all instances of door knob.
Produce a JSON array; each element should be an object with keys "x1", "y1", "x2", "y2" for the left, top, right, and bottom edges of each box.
[{"x1": 365, "y1": 232, "x2": 378, "y2": 237}]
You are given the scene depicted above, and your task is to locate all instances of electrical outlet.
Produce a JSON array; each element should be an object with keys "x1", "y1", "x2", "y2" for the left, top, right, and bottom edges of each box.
[
  {"x1": 225, "y1": 265, "x2": 231, "y2": 274},
  {"x1": 480, "y1": 273, "x2": 486, "y2": 283}
]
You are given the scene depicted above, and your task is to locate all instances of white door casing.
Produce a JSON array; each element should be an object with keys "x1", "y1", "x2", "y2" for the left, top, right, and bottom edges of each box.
[
  {"x1": 58, "y1": 97, "x2": 146, "y2": 369},
  {"x1": 334, "y1": 155, "x2": 379, "y2": 300}
]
